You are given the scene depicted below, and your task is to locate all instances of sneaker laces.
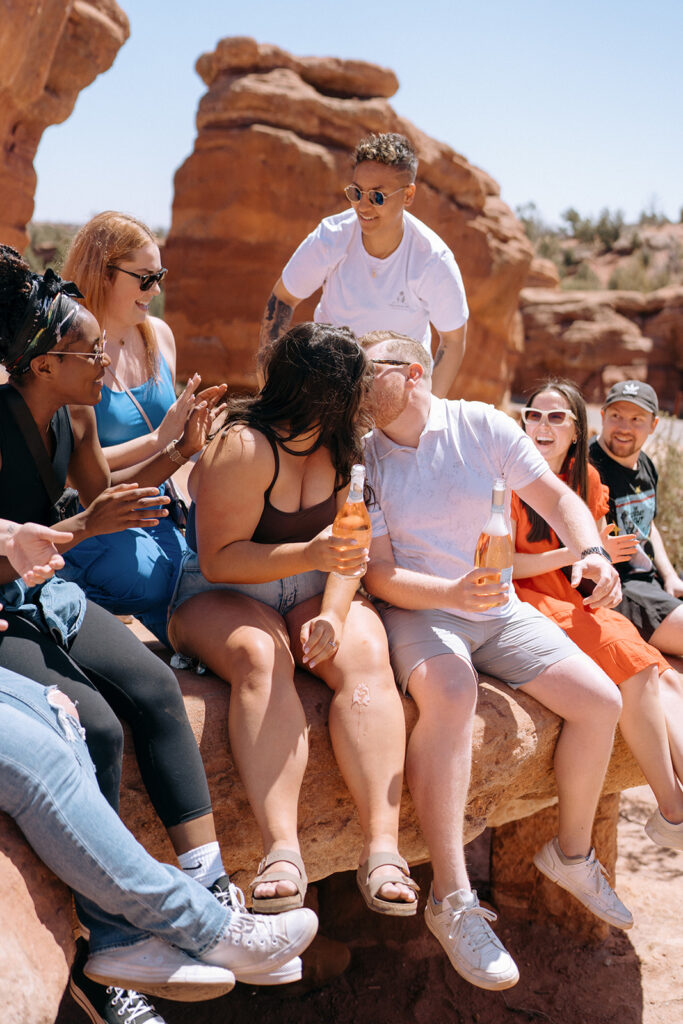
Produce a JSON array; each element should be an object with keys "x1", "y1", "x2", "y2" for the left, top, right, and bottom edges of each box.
[
  {"x1": 448, "y1": 903, "x2": 500, "y2": 952},
  {"x1": 583, "y1": 855, "x2": 614, "y2": 897},
  {"x1": 109, "y1": 988, "x2": 160, "y2": 1021}
]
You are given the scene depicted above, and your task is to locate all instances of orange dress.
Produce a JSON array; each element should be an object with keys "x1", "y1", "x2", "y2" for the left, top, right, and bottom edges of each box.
[{"x1": 511, "y1": 466, "x2": 670, "y2": 685}]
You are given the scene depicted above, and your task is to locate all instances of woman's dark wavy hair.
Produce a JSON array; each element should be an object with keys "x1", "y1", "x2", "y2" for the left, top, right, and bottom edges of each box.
[
  {"x1": 520, "y1": 378, "x2": 589, "y2": 543},
  {"x1": 219, "y1": 322, "x2": 373, "y2": 488}
]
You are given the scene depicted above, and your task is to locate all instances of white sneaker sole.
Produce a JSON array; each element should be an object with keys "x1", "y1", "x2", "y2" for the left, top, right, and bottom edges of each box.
[
  {"x1": 84, "y1": 958, "x2": 235, "y2": 1002},
  {"x1": 644, "y1": 816, "x2": 683, "y2": 852},
  {"x1": 424, "y1": 910, "x2": 519, "y2": 991},
  {"x1": 233, "y1": 956, "x2": 302, "y2": 986},
  {"x1": 533, "y1": 850, "x2": 633, "y2": 930}
]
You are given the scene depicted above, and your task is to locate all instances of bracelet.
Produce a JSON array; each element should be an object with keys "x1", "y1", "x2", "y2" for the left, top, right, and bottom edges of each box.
[
  {"x1": 164, "y1": 439, "x2": 189, "y2": 466},
  {"x1": 580, "y1": 546, "x2": 612, "y2": 563}
]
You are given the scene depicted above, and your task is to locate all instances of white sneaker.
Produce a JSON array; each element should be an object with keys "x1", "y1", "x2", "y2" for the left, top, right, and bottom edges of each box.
[
  {"x1": 84, "y1": 937, "x2": 235, "y2": 1001},
  {"x1": 533, "y1": 839, "x2": 633, "y2": 929},
  {"x1": 208, "y1": 880, "x2": 305, "y2": 984},
  {"x1": 644, "y1": 809, "x2": 683, "y2": 851},
  {"x1": 424, "y1": 885, "x2": 519, "y2": 991},
  {"x1": 201, "y1": 889, "x2": 318, "y2": 983}
]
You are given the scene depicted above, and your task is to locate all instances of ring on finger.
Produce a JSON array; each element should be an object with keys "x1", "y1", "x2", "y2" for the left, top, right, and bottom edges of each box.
[{"x1": 327, "y1": 640, "x2": 337, "y2": 648}]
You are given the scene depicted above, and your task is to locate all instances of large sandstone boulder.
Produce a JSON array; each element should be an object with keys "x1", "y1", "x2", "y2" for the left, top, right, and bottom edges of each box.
[
  {"x1": 1, "y1": 636, "x2": 644, "y2": 1024},
  {"x1": 515, "y1": 285, "x2": 683, "y2": 410},
  {"x1": 165, "y1": 37, "x2": 533, "y2": 405},
  {"x1": 0, "y1": 0, "x2": 129, "y2": 251}
]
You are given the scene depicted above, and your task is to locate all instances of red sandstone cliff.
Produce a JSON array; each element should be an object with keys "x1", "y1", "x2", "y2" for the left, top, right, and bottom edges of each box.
[
  {"x1": 165, "y1": 37, "x2": 533, "y2": 404},
  {"x1": 0, "y1": 0, "x2": 129, "y2": 252}
]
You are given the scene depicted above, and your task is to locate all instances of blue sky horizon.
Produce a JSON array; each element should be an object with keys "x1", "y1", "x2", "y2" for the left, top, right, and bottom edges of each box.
[{"x1": 32, "y1": 0, "x2": 682, "y2": 232}]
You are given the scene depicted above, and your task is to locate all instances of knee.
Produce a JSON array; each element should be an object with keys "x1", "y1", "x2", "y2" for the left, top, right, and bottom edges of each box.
[
  {"x1": 81, "y1": 711, "x2": 124, "y2": 769},
  {"x1": 412, "y1": 662, "x2": 478, "y2": 720},
  {"x1": 229, "y1": 631, "x2": 294, "y2": 693}
]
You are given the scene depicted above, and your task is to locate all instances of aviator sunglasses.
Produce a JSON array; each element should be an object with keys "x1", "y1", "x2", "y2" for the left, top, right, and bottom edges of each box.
[
  {"x1": 343, "y1": 184, "x2": 409, "y2": 207},
  {"x1": 47, "y1": 344, "x2": 107, "y2": 365},
  {"x1": 107, "y1": 265, "x2": 168, "y2": 291},
  {"x1": 521, "y1": 407, "x2": 577, "y2": 426}
]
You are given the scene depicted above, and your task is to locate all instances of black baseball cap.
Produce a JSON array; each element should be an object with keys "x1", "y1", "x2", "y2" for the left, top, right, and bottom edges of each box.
[{"x1": 602, "y1": 380, "x2": 658, "y2": 416}]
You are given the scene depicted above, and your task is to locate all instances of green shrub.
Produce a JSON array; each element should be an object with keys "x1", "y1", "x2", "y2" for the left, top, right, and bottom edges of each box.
[
  {"x1": 560, "y1": 261, "x2": 601, "y2": 290},
  {"x1": 649, "y1": 416, "x2": 683, "y2": 573}
]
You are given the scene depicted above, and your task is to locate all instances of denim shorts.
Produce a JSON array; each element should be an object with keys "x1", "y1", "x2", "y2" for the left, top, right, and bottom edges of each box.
[{"x1": 168, "y1": 550, "x2": 327, "y2": 620}]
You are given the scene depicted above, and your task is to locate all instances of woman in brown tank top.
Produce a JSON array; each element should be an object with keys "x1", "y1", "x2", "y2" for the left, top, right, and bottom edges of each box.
[{"x1": 168, "y1": 324, "x2": 418, "y2": 917}]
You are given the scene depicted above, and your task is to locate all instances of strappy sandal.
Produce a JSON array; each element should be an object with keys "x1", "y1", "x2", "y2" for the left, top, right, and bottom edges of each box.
[
  {"x1": 249, "y1": 849, "x2": 308, "y2": 914},
  {"x1": 356, "y1": 852, "x2": 420, "y2": 916}
]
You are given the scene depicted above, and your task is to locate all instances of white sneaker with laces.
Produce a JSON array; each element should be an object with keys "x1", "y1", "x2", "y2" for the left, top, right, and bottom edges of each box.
[
  {"x1": 84, "y1": 938, "x2": 235, "y2": 1001},
  {"x1": 201, "y1": 884, "x2": 317, "y2": 982},
  {"x1": 644, "y1": 809, "x2": 683, "y2": 851},
  {"x1": 533, "y1": 839, "x2": 633, "y2": 929},
  {"x1": 424, "y1": 885, "x2": 519, "y2": 991},
  {"x1": 208, "y1": 879, "x2": 305, "y2": 984}
]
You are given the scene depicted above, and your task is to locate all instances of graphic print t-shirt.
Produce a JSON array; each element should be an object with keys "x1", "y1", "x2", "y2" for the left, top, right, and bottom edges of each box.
[{"x1": 589, "y1": 439, "x2": 658, "y2": 582}]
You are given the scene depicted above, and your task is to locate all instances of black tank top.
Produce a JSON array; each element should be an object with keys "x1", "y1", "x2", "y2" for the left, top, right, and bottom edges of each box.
[{"x1": 0, "y1": 385, "x2": 74, "y2": 525}]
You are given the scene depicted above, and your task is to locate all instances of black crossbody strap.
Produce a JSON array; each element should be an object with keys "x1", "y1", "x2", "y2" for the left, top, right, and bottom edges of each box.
[{"x1": 5, "y1": 388, "x2": 63, "y2": 505}]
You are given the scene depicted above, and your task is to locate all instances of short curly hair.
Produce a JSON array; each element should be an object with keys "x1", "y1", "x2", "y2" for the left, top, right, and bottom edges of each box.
[{"x1": 353, "y1": 133, "x2": 418, "y2": 181}]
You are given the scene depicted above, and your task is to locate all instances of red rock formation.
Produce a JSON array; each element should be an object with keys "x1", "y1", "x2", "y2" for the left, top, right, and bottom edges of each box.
[
  {"x1": 514, "y1": 286, "x2": 683, "y2": 410},
  {"x1": 0, "y1": 0, "x2": 129, "y2": 251},
  {"x1": 165, "y1": 37, "x2": 533, "y2": 404}
]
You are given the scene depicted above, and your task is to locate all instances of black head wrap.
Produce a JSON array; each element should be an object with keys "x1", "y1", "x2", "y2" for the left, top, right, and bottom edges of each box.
[{"x1": 4, "y1": 268, "x2": 84, "y2": 375}]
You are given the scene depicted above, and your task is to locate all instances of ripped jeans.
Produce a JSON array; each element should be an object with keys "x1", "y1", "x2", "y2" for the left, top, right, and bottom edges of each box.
[{"x1": 0, "y1": 669, "x2": 230, "y2": 954}]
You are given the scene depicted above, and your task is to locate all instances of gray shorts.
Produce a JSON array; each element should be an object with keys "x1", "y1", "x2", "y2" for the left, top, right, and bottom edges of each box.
[
  {"x1": 378, "y1": 600, "x2": 579, "y2": 694},
  {"x1": 168, "y1": 550, "x2": 327, "y2": 620}
]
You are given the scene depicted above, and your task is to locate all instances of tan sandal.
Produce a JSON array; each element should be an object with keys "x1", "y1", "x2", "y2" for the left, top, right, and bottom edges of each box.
[
  {"x1": 249, "y1": 849, "x2": 308, "y2": 914},
  {"x1": 356, "y1": 852, "x2": 419, "y2": 916}
]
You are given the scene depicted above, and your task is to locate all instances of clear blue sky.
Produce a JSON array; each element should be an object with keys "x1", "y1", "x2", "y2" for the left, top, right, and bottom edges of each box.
[{"x1": 33, "y1": 0, "x2": 682, "y2": 231}]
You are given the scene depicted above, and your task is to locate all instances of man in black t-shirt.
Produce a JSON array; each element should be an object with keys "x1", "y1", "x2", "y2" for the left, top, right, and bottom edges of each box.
[{"x1": 589, "y1": 380, "x2": 682, "y2": 660}]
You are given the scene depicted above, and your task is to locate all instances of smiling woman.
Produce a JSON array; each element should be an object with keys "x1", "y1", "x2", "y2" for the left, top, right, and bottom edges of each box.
[{"x1": 56, "y1": 212, "x2": 226, "y2": 645}]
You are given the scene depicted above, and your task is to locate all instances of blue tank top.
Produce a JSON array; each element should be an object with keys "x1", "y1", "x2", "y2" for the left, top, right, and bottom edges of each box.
[{"x1": 94, "y1": 354, "x2": 176, "y2": 446}]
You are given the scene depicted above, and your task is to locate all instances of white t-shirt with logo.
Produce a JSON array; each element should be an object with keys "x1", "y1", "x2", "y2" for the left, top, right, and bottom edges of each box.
[
  {"x1": 364, "y1": 397, "x2": 549, "y2": 620},
  {"x1": 282, "y1": 209, "x2": 469, "y2": 351}
]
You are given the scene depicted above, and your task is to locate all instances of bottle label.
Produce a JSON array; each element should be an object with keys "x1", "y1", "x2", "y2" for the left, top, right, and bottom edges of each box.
[{"x1": 499, "y1": 567, "x2": 513, "y2": 586}]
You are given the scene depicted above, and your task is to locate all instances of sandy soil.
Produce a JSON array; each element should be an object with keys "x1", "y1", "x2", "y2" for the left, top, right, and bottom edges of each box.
[{"x1": 56, "y1": 785, "x2": 682, "y2": 1024}]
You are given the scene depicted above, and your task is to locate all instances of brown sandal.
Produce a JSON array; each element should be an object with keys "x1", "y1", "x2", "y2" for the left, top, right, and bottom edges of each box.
[
  {"x1": 249, "y1": 849, "x2": 308, "y2": 914},
  {"x1": 356, "y1": 852, "x2": 419, "y2": 916}
]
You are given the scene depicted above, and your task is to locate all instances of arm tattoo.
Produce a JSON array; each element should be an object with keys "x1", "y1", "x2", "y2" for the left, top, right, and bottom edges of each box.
[
  {"x1": 433, "y1": 346, "x2": 445, "y2": 368},
  {"x1": 259, "y1": 292, "x2": 294, "y2": 347}
]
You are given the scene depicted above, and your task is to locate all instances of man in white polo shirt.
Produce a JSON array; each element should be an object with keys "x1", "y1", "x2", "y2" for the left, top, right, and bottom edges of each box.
[
  {"x1": 259, "y1": 133, "x2": 468, "y2": 397},
  {"x1": 360, "y1": 330, "x2": 633, "y2": 992}
]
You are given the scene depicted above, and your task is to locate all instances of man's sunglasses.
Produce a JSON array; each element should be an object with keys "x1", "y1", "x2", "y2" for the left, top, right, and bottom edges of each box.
[
  {"x1": 343, "y1": 184, "x2": 409, "y2": 207},
  {"x1": 521, "y1": 407, "x2": 577, "y2": 426},
  {"x1": 371, "y1": 359, "x2": 411, "y2": 367},
  {"x1": 107, "y1": 265, "x2": 168, "y2": 291}
]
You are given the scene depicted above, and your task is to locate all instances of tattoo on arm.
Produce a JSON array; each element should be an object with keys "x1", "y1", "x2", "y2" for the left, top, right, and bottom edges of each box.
[
  {"x1": 433, "y1": 346, "x2": 445, "y2": 368},
  {"x1": 259, "y1": 292, "x2": 294, "y2": 348}
]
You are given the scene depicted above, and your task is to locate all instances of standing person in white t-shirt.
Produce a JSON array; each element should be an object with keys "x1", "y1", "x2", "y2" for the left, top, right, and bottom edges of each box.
[
  {"x1": 359, "y1": 330, "x2": 634, "y2": 992},
  {"x1": 259, "y1": 133, "x2": 469, "y2": 397}
]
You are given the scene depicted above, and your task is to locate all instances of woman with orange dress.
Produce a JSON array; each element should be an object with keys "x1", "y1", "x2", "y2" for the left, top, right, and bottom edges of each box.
[{"x1": 511, "y1": 379, "x2": 682, "y2": 852}]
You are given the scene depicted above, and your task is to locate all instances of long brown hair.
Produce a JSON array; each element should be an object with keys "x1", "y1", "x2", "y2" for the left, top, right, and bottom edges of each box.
[
  {"x1": 63, "y1": 211, "x2": 159, "y2": 378},
  {"x1": 521, "y1": 378, "x2": 589, "y2": 543},
  {"x1": 220, "y1": 323, "x2": 373, "y2": 488}
]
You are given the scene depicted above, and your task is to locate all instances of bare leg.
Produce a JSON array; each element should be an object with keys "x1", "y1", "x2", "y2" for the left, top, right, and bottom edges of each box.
[
  {"x1": 170, "y1": 591, "x2": 308, "y2": 900},
  {"x1": 659, "y1": 668, "x2": 683, "y2": 783},
  {"x1": 519, "y1": 654, "x2": 621, "y2": 857},
  {"x1": 288, "y1": 594, "x2": 414, "y2": 903},
  {"x1": 618, "y1": 667, "x2": 683, "y2": 823},
  {"x1": 649, "y1": 605, "x2": 683, "y2": 658},
  {"x1": 402, "y1": 654, "x2": 478, "y2": 900},
  {"x1": 167, "y1": 814, "x2": 219, "y2": 855}
]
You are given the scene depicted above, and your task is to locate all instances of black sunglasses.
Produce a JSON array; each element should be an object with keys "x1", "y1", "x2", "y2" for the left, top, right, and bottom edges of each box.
[
  {"x1": 371, "y1": 359, "x2": 411, "y2": 367},
  {"x1": 107, "y1": 265, "x2": 168, "y2": 291},
  {"x1": 343, "y1": 184, "x2": 409, "y2": 207}
]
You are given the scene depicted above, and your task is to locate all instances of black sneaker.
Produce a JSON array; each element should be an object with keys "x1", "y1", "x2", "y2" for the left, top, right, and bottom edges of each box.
[
  {"x1": 208, "y1": 873, "x2": 235, "y2": 909},
  {"x1": 70, "y1": 939, "x2": 166, "y2": 1024}
]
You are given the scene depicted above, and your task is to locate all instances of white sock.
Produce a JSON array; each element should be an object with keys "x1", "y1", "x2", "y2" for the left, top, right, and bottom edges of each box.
[{"x1": 178, "y1": 842, "x2": 225, "y2": 886}]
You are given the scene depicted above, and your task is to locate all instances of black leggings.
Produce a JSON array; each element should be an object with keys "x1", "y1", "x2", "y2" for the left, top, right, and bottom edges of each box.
[{"x1": 0, "y1": 600, "x2": 212, "y2": 827}]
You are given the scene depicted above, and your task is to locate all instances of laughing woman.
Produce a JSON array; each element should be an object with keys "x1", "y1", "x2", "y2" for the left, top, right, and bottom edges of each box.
[
  {"x1": 512, "y1": 379, "x2": 683, "y2": 852},
  {"x1": 59, "y1": 212, "x2": 225, "y2": 645},
  {"x1": 0, "y1": 246, "x2": 232, "y2": 1020}
]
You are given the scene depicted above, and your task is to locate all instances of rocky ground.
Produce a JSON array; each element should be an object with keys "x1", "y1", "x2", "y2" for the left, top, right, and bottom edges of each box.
[{"x1": 56, "y1": 786, "x2": 682, "y2": 1024}]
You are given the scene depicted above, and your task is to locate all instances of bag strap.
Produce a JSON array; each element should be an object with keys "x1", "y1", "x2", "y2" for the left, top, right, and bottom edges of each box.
[
  {"x1": 107, "y1": 366, "x2": 182, "y2": 501},
  {"x1": 5, "y1": 389, "x2": 64, "y2": 505}
]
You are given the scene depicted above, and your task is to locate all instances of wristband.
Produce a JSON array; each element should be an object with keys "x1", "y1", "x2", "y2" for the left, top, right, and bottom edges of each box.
[
  {"x1": 580, "y1": 546, "x2": 612, "y2": 563},
  {"x1": 164, "y1": 439, "x2": 189, "y2": 466}
]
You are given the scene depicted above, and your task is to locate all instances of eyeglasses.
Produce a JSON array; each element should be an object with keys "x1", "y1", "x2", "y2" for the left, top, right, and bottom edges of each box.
[
  {"x1": 107, "y1": 265, "x2": 168, "y2": 291},
  {"x1": 371, "y1": 359, "x2": 411, "y2": 367},
  {"x1": 343, "y1": 184, "x2": 409, "y2": 207},
  {"x1": 48, "y1": 345, "x2": 107, "y2": 365},
  {"x1": 521, "y1": 407, "x2": 577, "y2": 426}
]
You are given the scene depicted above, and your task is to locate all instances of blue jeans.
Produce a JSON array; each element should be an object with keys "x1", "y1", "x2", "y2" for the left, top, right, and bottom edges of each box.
[{"x1": 0, "y1": 669, "x2": 230, "y2": 954}]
